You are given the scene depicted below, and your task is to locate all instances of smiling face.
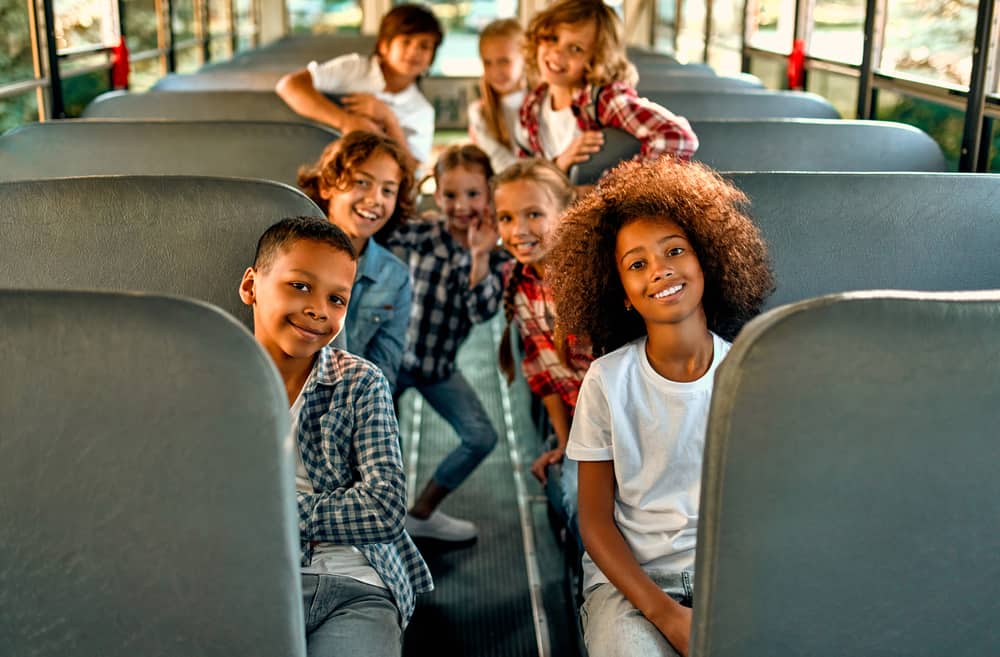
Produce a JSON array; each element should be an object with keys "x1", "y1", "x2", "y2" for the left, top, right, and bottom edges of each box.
[
  {"x1": 240, "y1": 239, "x2": 356, "y2": 365},
  {"x1": 480, "y1": 34, "x2": 524, "y2": 95},
  {"x1": 434, "y1": 164, "x2": 491, "y2": 234},
  {"x1": 536, "y1": 19, "x2": 597, "y2": 91},
  {"x1": 321, "y1": 151, "x2": 401, "y2": 253},
  {"x1": 615, "y1": 216, "x2": 706, "y2": 330},
  {"x1": 378, "y1": 32, "x2": 437, "y2": 82},
  {"x1": 495, "y1": 178, "x2": 561, "y2": 271}
]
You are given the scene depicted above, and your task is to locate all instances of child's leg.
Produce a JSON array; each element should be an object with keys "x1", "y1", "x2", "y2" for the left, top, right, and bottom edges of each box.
[
  {"x1": 302, "y1": 574, "x2": 402, "y2": 657},
  {"x1": 417, "y1": 370, "x2": 498, "y2": 492},
  {"x1": 580, "y1": 572, "x2": 693, "y2": 657}
]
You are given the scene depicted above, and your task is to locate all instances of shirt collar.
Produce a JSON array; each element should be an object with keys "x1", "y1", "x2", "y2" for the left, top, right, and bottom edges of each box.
[{"x1": 355, "y1": 241, "x2": 388, "y2": 284}]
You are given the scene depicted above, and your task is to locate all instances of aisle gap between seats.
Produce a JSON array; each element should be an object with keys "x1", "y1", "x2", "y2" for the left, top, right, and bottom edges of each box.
[{"x1": 491, "y1": 319, "x2": 552, "y2": 657}]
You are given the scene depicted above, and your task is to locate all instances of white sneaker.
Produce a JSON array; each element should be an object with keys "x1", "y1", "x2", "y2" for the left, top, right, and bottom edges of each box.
[{"x1": 405, "y1": 510, "x2": 478, "y2": 542}]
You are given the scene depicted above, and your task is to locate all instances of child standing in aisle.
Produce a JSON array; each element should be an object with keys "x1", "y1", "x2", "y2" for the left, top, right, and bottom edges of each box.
[
  {"x1": 493, "y1": 158, "x2": 592, "y2": 530},
  {"x1": 297, "y1": 131, "x2": 414, "y2": 391},
  {"x1": 547, "y1": 158, "x2": 773, "y2": 657},
  {"x1": 276, "y1": 4, "x2": 443, "y2": 172},
  {"x1": 469, "y1": 18, "x2": 528, "y2": 173},
  {"x1": 387, "y1": 144, "x2": 505, "y2": 544},
  {"x1": 519, "y1": 0, "x2": 698, "y2": 173},
  {"x1": 239, "y1": 217, "x2": 432, "y2": 657}
]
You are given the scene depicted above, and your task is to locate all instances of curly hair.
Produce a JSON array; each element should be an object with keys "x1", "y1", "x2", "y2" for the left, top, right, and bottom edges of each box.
[
  {"x1": 524, "y1": 0, "x2": 638, "y2": 89},
  {"x1": 297, "y1": 131, "x2": 415, "y2": 244},
  {"x1": 547, "y1": 158, "x2": 774, "y2": 355}
]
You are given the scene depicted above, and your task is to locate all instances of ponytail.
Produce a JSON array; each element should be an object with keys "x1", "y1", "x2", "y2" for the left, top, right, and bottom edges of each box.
[{"x1": 498, "y1": 262, "x2": 527, "y2": 384}]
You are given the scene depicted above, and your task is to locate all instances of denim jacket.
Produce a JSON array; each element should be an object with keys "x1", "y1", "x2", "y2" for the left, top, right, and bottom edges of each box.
[{"x1": 334, "y1": 240, "x2": 411, "y2": 391}]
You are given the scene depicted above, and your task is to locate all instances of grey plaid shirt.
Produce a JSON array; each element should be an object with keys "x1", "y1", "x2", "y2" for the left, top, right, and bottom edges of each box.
[
  {"x1": 295, "y1": 346, "x2": 433, "y2": 624},
  {"x1": 387, "y1": 220, "x2": 505, "y2": 381}
]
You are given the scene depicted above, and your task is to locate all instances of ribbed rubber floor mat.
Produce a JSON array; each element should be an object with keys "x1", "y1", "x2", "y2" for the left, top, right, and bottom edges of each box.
[{"x1": 402, "y1": 319, "x2": 538, "y2": 657}]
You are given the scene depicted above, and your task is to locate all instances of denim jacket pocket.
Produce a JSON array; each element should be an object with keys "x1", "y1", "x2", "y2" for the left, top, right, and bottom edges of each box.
[{"x1": 352, "y1": 305, "x2": 396, "y2": 351}]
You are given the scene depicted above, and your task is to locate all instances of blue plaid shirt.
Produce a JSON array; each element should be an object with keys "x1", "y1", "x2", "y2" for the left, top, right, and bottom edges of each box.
[
  {"x1": 295, "y1": 346, "x2": 433, "y2": 624},
  {"x1": 387, "y1": 219, "x2": 505, "y2": 381}
]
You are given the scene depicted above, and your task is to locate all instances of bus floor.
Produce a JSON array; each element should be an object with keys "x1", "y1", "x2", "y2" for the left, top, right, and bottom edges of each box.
[{"x1": 398, "y1": 315, "x2": 584, "y2": 657}]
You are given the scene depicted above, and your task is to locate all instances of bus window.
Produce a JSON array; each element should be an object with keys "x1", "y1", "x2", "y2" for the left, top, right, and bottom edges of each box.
[
  {"x1": 809, "y1": 0, "x2": 865, "y2": 65},
  {"x1": 881, "y1": 0, "x2": 977, "y2": 87}
]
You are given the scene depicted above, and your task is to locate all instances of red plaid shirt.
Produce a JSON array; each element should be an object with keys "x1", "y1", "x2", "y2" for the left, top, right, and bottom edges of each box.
[
  {"x1": 517, "y1": 80, "x2": 698, "y2": 162},
  {"x1": 506, "y1": 263, "x2": 593, "y2": 410}
]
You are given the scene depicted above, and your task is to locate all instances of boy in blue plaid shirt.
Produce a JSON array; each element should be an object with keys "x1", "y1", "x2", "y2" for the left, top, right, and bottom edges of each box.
[{"x1": 239, "y1": 217, "x2": 432, "y2": 656}]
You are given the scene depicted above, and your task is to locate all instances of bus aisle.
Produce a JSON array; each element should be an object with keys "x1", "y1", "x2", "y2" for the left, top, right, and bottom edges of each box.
[{"x1": 398, "y1": 315, "x2": 580, "y2": 657}]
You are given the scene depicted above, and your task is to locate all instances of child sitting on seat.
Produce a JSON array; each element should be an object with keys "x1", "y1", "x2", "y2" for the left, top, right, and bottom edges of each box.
[
  {"x1": 494, "y1": 158, "x2": 592, "y2": 531},
  {"x1": 520, "y1": 0, "x2": 698, "y2": 173},
  {"x1": 276, "y1": 4, "x2": 443, "y2": 173},
  {"x1": 547, "y1": 159, "x2": 773, "y2": 657},
  {"x1": 469, "y1": 18, "x2": 527, "y2": 172},
  {"x1": 239, "y1": 217, "x2": 432, "y2": 656},
  {"x1": 298, "y1": 131, "x2": 414, "y2": 390},
  {"x1": 386, "y1": 144, "x2": 506, "y2": 543}
]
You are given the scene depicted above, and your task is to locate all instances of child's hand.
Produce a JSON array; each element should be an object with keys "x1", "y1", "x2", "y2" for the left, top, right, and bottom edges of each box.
[
  {"x1": 530, "y1": 447, "x2": 564, "y2": 484},
  {"x1": 342, "y1": 93, "x2": 392, "y2": 125},
  {"x1": 648, "y1": 599, "x2": 692, "y2": 657},
  {"x1": 339, "y1": 113, "x2": 383, "y2": 136},
  {"x1": 468, "y1": 210, "x2": 499, "y2": 257},
  {"x1": 554, "y1": 131, "x2": 605, "y2": 172}
]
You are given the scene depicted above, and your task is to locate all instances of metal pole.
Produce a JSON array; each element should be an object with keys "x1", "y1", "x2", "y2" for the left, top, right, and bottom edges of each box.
[
  {"x1": 39, "y1": 0, "x2": 64, "y2": 117},
  {"x1": 959, "y1": 0, "x2": 996, "y2": 171}
]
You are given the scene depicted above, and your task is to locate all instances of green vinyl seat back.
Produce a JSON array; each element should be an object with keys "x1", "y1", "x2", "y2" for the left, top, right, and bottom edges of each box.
[
  {"x1": 636, "y1": 72, "x2": 764, "y2": 93},
  {"x1": 0, "y1": 175, "x2": 323, "y2": 327},
  {"x1": 569, "y1": 122, "x2": 946, "y2": 184},
  {"x1": 727, "y1": 172, "x2": 1000, "y2": 308},
  {"x1": 153, "y1": 70, "x2": 288, "y2": 90},
  {"x1": 646, "y1": 89, "x2": 841, "y2": 120},
  {"x1": 0, "y1": 290, "x2": 304, "y2": 657},
  {"x1": 84, "y1": 90, "x2": 306, "y2": 122},
  {"x1": 693, "y1": 291, "x2": 1000, "y2": 657},
  {"x1": 0, "y1": 119, "x2": 336, "y2": 187},
  {"x1": 692, "y1": 119, "x2": 946, "y2": 172}
]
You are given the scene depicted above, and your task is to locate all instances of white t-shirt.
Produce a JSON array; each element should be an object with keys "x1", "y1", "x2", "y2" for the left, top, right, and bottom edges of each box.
[
  {"x1": 308, "y1": 53, "x2": 434, "y2": 166},
  {"x1": 290, "y1": 370, "x2": 386, "y2": 589},
  {"x1": 538, "y1": 90, "x2": 580, "y2": 160},
  {"x1": 566, "y1": 333, "x2": 731, "y2": 591},
  {"x1": 468, "y1": 89, "x2": 526, "y2": 172}
]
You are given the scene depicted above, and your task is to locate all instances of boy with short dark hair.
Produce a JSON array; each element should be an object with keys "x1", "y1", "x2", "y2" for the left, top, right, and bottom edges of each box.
[
  {"x1": 239, "y1": 216, "x2": 432, "y2": 656},
  {"x1": 275, "y1": 4, "x2": 444, "y2": 172}
]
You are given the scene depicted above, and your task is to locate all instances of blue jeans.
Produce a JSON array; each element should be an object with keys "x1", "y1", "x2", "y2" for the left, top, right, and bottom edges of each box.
[
  {"x1": 396, "y1": 369, "x2": 498, "y2": 491},
  {"x1": 302, "y1": 574, "x2": 401, "y2": 657},
  {"x1": 580, "y1": 571, "x2": 694, "y2": 657}
]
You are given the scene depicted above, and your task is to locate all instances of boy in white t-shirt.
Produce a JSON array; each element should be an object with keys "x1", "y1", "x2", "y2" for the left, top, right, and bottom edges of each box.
[
  {"x1": 276, "y1": 4, "x2": 443, "y2": 172},
  {"x1": 546, "y1": 158, "x2": 774, "y2": 657}
]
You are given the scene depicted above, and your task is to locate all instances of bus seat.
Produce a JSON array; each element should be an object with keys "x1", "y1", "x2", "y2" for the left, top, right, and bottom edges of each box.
[
  {"x1": 153, "y1": 70, "x2": 287, "y2": 91},
  {"x1": 645, "y1": 89, "x2": 841, "y2": 119},
  {"x1": 0, "y1": 175, "x2": 322, "y2": 327},
  {"x1": 200, "y1": 34, "x2": 377, "y2": 71},
  {"x1": 0, "y1": 119, "x2": 337, "y2": 187},
  {"x1": 726, "y1": 171, "x2": 1000, "y2": 308},
  {"x1": 692, "y1": 119, "x2": 946, "y2": 172},
  {"x1": 693, "y1": 290, "x2": 1000, "y2": 657},
  {"x1": 84, "y1": 90, "x2": 306, "y2": 122},
  {"x1": 637, "y1": 72, "x2": 764, "y2": 93},
  {"x1": 569, "y1": 120, "x2": 946, "y2": 184},
  {"x1": 0, "y1": 289, "x2": 304, "y2": 657}
]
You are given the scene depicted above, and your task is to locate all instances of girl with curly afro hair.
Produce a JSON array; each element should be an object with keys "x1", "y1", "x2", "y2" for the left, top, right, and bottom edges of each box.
[{"x1": 548, "y1": 157, "x2": 773, "y2": 657}]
